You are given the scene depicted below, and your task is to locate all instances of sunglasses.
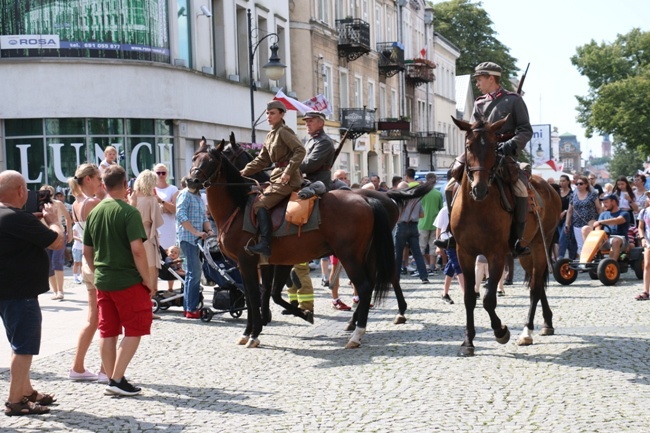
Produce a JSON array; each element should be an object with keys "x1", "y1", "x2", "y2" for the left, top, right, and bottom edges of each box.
[
  {"x1": 156, "y1": 172, "x2": 167, "y2": 176},
  {"x1": 576, "y1": 182, "x2": 585, "y2": 186}
]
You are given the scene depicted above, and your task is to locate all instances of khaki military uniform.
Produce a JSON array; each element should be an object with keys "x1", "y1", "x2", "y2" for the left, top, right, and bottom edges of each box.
[
  {"x1": 241, "y1": 123, "x2": 306, "y2": 211},
  {"x1": 288, "y1": 262, "x2": 314, "y2": 312}
]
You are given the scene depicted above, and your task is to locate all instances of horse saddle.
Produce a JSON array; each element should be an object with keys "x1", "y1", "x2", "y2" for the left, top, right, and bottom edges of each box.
[{"x1": 244, "y1": 194, "x2": 321, "y2": 238}]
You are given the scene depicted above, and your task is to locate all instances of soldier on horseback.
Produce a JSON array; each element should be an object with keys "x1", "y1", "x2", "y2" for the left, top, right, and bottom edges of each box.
[
  {"x1": 240, "y1": 100, "x2": 306, "y2": 257},
  {"x1": 436, "y1": 61, "x2": 533, "y2": 257}
]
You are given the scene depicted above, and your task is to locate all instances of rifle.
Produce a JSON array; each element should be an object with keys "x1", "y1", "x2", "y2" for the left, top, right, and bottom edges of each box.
[
  {"x1": 516, "y1": 63, "x2": 530, "y2": 95},
  {"x1": 332, "y1": 127, "x2": 352, "y2": 164}
]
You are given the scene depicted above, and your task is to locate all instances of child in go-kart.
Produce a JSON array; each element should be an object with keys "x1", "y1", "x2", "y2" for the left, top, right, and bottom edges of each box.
[{"x1": 581, "y1": 193, "x2": 631, "y2": 261}]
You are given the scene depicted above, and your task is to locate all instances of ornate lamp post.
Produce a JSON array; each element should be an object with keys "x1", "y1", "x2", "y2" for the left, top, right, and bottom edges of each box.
[{"x1": 248, "y1": 8, "x2": 286, "y2": 143}]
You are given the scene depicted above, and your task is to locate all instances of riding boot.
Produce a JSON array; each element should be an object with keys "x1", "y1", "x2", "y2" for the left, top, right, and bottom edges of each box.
[
  {"x1": 434, "y1": 189, "x2": 456, "y2": 249},
  {"x1": 246, "y1": 208, "x2": 272, "y2": 257},
  {"x1": 513, "y1": 196, "x2": 531, "y2": 257}
]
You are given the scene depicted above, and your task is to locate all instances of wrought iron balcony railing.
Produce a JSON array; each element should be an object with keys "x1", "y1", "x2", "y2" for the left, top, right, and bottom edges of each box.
[{"x1": 336, "y1": 18, "x2": 371, "y2": 61}]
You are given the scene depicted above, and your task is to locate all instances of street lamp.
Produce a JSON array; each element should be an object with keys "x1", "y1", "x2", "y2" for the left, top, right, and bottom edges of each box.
[{"x1": 248, "y1": 8, "x2": 286, "y2": 143}]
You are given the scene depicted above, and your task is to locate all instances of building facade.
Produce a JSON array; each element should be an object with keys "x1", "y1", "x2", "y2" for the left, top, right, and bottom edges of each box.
[{"x1": 0, "y1": 0, "x2": 293, "y2": 190}]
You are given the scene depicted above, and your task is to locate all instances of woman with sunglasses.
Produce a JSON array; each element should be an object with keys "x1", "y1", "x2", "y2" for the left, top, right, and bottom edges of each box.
[
  {"x1": 613, "y1": 175, "x2": 639, "y2": 225},
  {"x1": 565, "y1": 175, "x2": 602, "y2": 254},
  {"x1": 154, "y1": 163, "x2": 178, "y2": 250}
]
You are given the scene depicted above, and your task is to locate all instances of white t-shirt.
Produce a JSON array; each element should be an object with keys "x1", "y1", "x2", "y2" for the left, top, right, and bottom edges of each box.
[
  {"x1": 155, "y1": 184, "x2": 179, "y2": 249},
  {"x1": 433, "y1": 207, "x2": 450, "y2": 240}
]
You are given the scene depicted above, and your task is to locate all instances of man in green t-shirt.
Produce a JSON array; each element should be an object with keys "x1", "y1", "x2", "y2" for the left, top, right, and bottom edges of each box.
[
  {"x1": 418, "y1": 173, "x2": 444, "y2": 274},
  {"x1": 83, "y1": 165, "x2": 154, "y2": 397}
]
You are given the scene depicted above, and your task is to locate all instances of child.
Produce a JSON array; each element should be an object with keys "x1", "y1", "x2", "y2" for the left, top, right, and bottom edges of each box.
[
  {"x1": 72, "y1": 222, "x2": 83, "y2": 284},
  {"x1": 165, "y1": 245, "x2": 185, "y2": 291},
  {"x1": 99, "y1": 146, "x2": 117, "y2": 176},
  {"x1": 433, "y1": 207, "x2": 464, "y2": 304}
]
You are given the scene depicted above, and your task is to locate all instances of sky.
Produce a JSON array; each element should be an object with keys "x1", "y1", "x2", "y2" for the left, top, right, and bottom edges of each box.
[{"x1": 439, "y1": 0, "x2": 649, "y2": 158}]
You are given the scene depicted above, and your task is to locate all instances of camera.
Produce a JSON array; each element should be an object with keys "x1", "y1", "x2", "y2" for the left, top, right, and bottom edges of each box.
[
  {"x1": 128, "y1": 177, "x2": 136, "y2": 190},
  {"x1": 25, "y1": 189, "x2": 52, "y2": 214}
]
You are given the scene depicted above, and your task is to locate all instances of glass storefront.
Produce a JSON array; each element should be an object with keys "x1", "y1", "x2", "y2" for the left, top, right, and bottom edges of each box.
[
  {"x1": 0, "y1": 1, "x2": 170, "y2": 62},
  {"x1": 3, "y1": 118, "x2": 175, "y2": 191}
]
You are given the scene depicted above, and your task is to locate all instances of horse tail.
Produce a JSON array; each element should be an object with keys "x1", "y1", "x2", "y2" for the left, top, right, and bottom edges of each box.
[
  {"x1": 385, "y1": 182, "x2": 433, "y2": 209},
  {"x1": 365, "y1": 197, "x2": 395, "y2": 304}
]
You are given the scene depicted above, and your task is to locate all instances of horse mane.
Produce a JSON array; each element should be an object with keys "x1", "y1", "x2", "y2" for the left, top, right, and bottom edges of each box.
[{"x1": 207, "y1": 147, "x2": 252, "y2": 210}]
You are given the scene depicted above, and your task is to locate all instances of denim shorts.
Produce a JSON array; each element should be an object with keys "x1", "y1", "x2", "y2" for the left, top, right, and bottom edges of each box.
[
  {"x1": 444, "y1": 248, "x2": 463, "y2": 277},
  {"x1": 50, "y1": 244, "x2": 66, "y2": 271},
  {"x1": 72, "y1": 247, "x2": 83, "y2": 263},
  {"x1": 0, "y1": 298, "x2": 42, "y2": 355}
]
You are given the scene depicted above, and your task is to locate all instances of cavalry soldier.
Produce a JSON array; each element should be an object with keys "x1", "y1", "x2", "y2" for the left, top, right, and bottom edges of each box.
[
  {"x1": 436, "y1": 61, "x2": 533, "y2": 256},
  {"x1": 300, "y1": 111, "x2": 336, "y2": 190},
  {"x1": 240, "y1": 100, "x2": 306, "y2": 257}
]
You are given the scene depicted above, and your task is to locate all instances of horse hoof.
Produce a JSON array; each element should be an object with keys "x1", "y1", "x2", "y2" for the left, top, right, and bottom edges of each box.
[
  {"x1": 540, "y1": 327, "x2": 555, "y2": 336},
  {"x1": 245, "y1": 338, "x2": 260, "y2": 348},
  {"x1": 458, "y1": 346, "x2": 475, "y2": 357},
  {"x1": 495, "y1": 326, "x2": 511, "y2": 345},
  {"x1": 393, "y1": 314, "x2": 407, "y2": 325},
  {"x1": 344, "y1": 322, "x2": 356, "y2": 332},
  {"x1": 516, "y1": 336, "x2": 533, "y2": 346},
  {"x1": 303, "y1": 310, "x2": 314, "y2": 324},
  {"x1": 345, "y1": 340, "x2": 361, "y2": 349},
  {"x1": 236, "y1": 335, "x2": 250, "y2": 345}
]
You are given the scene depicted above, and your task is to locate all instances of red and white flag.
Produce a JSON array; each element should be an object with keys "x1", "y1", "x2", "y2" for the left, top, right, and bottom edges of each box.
[
  {"x1": 302, "y1": 94, "x2": 333, "y2": 116},
  {"x1": 545, "y1": 159, "x2": 558, "y2": 171},
  {"x1": 420, "y1": 46, "x2": 427, "y2": 58},
  {"x1": 273, "y1": 89, "x2": 312, "y2": 114}
]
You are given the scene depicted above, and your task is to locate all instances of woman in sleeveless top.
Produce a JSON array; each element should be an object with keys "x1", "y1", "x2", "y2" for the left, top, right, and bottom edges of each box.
[
  {"x1": 129, "y1": 170, "x2": 164, "y2": 289},
  {"x1": 565, "y1": 175, "x2": 602, "y2": 254},
  {"x1": 67, "y1": 163, "x2": 105, "y2": 382}
]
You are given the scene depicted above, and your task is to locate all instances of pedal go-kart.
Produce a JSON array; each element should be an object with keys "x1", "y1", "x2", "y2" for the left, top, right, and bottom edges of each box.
[{"x1": 553, "y1": 226, "x2": 643, "y2": 286}]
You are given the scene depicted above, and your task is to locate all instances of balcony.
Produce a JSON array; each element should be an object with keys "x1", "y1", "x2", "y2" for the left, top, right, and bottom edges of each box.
[
  {"x1": 414, "y1": 132, "x2": 446, "y2": 153},
  {"x1": 336, "y1": 18, "x2": 371, "y2": 61},
  {"x1": 340, "y1": 108, "x2": 376, "y2": 140},
  {"x1": 377, "y1": 117, "x2": 410, "y2": 131},
  {"x1": 377, "y1": 42, "x2": 405, "y2": 77},
  {"x1": 405, "y1": 58, "x2": 436, "y2": 86}
]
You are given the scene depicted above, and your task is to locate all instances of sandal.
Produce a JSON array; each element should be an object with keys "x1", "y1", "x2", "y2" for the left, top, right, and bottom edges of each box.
[
  {"x1": 25, "y1": 390, "x2": 57, "y2": 406},
  {"x1": 5, "y1": 397, "x2": 50, "y2": 416},
  {"x1": 635, "y1": 292, "x2": 650, "y2": 301}
]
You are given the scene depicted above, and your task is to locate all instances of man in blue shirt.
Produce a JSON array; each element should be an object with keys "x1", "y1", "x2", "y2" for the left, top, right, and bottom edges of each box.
[{"x1": 590, "y1": 193, "x2": 630, "y2": 261}]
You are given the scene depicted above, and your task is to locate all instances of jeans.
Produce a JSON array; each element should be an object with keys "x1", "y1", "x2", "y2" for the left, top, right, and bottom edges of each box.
[
  {"x1": 394, "y1": 222, "x2": 428, "y2": 281},
  {"x1": 558, "y1": 221, "x2": 577, "y2": 259},
  {"x1": 180, "y1": 241, "x2": 202, "y2": 312}
]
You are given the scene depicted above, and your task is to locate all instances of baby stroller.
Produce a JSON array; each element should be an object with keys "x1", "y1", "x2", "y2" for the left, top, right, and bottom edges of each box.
[
  {"x1": 152, "y1": 246, "x2": 204, "y2": 314},
  {"x1": 199, "y1": 236, "x2": 247, "y2": 322}
]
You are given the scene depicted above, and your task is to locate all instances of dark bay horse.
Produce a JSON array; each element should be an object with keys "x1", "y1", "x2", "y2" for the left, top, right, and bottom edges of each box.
[
  {"x1": 450, "y1": 116, "x2": 561, "y2": 357},
  {"x1": 189, "y1": 141, "x2": 428, "y2": 348},
  {"x1": 222, "y1": 134, "x2": 428, "y2": 327}
]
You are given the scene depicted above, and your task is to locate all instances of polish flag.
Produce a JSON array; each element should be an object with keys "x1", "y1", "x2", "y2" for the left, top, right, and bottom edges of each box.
[
  {"x1": 546, "y1": 160, "x2": 559, "y2": 171},
  {"x1": 420, "y1": 47, "x2": 427, "y2": 58},
  {"x1": 273, "y1": 89, "x2": 312, "y2": 114}
]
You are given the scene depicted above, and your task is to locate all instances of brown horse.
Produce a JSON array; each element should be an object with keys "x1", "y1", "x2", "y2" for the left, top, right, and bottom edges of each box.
[
  {"x1": 450, "y1": 116, "x2": 561, "y2": 357},
  {"x1": 188, "y1": 141, "x2": 428, "y2": 348}
]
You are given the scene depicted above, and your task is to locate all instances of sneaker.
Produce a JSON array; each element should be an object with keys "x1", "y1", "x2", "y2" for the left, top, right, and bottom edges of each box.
[
  {"x1": 442, "y1": 294, "x2": 454, "y2": 305},
  {"x1": 105, "y1": 377, "x2": 141, "y2": 396},
  {"x1": 97, "y1": 372, "x2": 109, "y2": 384},
  {"x1": 185, "y1": 310, "x2": 201, "y2": 319},
  {"x1": 400, "y1": 267, "x2": 407, "y2": 275},
  {"x1": 68, "y1": 368, "x2": 98, "y2": 381},
  {"x1": 331, "y1": 299, "x2": 352, "y2": 311},
  {"x1": 406, "y1": 265, "x2": 416, "y2": 272},
  {"x1": 421, "y1": 279, "x2": 430, "y2": 284},
  {"x1": 73, "y1": 275, "x2": 81, "y2": 284},
  {"x1": 351, "y1": 298, "x2": 374, "y2": 309},
  {"x1": 56, "y1": 293, "x2": 64, "y2": 300},
  {"x1": 321, "y1": 278, "x2": 329, "y2": 287}
]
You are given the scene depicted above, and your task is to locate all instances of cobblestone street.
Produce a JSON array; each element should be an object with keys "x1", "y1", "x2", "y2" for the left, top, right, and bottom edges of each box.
[{"x1": 2, "y1": 265, "x2": 650, "y2": 432}]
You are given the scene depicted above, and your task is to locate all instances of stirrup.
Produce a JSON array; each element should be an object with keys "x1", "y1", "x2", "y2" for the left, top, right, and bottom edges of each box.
[
  {"x1": 513, "y1": 240, "x2": 530, "y2": 257},
  {"x1": 245, "y1": 241, "x2": 271, "y2": 257}
]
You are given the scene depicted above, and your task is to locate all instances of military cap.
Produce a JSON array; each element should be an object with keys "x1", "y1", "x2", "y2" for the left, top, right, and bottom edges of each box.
[
  {"x1": 266, "y1": 100, "x2": 286, "y2": 112},
  {"x1": 473, "y1": 62, "x2": 502, "y2": 77},
  {"x1": 302, "y1": 111, "x2": 326, "y2": 121}
]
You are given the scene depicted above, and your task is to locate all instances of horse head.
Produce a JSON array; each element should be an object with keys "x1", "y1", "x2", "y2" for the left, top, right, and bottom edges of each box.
[
  {"x1": 189, "y1": 139, "x2": 227, "y2": 189},
  {"x1": 452, "y1": 115, "x2": 508, "y2": 201},
  {"x1": 222, "y1": 132, "x2": 270, "y2": 182}
]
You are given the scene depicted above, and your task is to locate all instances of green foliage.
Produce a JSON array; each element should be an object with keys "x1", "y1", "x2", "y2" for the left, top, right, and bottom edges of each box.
[
  {"x1": 608, "y1": 142, "x2": 645, "y2": 178},
  {"x1": 571, "y1": 28, "x2": 650, "y2": 153},
  {"x1": 432, "y1": 0, "x2": 520, "y2": 94}
]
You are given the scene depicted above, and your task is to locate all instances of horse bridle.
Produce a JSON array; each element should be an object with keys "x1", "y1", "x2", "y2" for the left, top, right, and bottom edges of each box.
[
  {"x1": 464, "y1": 126, "x2": 500, "y2": 188},
  {"x1": 190, "y1": 148, "x2": 261, "y2": 190}
]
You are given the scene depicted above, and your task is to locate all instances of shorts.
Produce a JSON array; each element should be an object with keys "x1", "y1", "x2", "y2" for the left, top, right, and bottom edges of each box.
[
  {"x1": 419, "y1": 230, "x2": 436, "y2": 255},
  {"x1": 0, "y1": 297, "x2": 42, "y2": 355},
  {"x1": 72, "y1": 247, "x2": 83, "y2": 263},
  {"x1": 602, "y1": 235, "x2": 628, "y2": 251},
  {"x1": 97, "y1": 283, "x2": 153, "y2": 338},
  {"x1": 330, "y1": 255, "x2": 339, "y2": 265},
  {"x1": 50, "y1": 243, "x2": 66, "y2": 271},
  {"x1": 444, "y1": 248, "x2": 463, "y2": 277}
]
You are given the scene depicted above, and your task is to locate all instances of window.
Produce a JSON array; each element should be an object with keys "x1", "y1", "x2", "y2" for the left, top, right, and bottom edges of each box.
[
  {"x1": 339, "y1": 69, "x2": 349, "y2": 109},
  {"x1": 354, "y1": 75, "x2": 362, "y2": 107},
  {"x1": 379, "y1": 84, "x2": 386, "y2": 118},
  {"x1": 390, "y1": 88, "x2": 398, "y2": 118},
  {"x1": 316, "y1": 0, "x2": 330, "y2": 24},
  {"x1": 367, "y1": 80, "x2": 375, "y2": 110},
  {"x1": 323, "y1": 64, "x2": 333, "y2": 110},
  {"x1": 177, "y1": 0, "x2": 192, "y2": 67}
]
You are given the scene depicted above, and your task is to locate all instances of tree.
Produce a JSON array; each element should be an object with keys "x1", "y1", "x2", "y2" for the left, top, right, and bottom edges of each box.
[
  {"x1": 432, "y1": 0, "x2": 519, "y2": 93},
  {"x1": 571, "y1": 29, "x2": 650, "y2": 155},
  {"x1": 608, "y1": 142, "x2": 645, "y2": 179}
]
